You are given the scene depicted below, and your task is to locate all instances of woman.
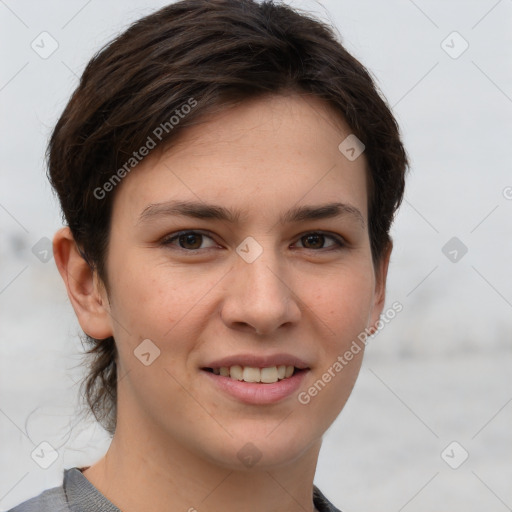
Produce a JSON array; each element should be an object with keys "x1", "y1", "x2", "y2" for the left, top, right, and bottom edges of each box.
[{"x1": 9, "y1": 0, "x2": 408, "y2": 510}]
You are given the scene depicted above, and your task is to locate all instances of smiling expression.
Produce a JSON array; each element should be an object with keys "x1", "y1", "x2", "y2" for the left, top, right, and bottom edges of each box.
[{"x1": 95, "y1": 92, "x2": 390, "y2": 469}]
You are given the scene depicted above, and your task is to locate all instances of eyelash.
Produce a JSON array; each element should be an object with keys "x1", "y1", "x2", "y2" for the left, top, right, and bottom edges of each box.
[{"x1": 160, "y1": 230, "x2": 346, "y2": 253}]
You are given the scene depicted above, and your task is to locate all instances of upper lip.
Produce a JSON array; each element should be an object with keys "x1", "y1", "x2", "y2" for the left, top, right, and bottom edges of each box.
[{"x1": 202, "y1": 353, "x2": 310, "y2": 370}]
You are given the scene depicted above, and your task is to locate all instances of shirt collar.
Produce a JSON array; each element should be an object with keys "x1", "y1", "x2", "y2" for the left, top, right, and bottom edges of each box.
[{"x1": 64, "y1": 467, "x2": 341, "y2": 512}]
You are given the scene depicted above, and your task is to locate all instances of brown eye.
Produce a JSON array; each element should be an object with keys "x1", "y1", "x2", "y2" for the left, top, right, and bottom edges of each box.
[
  {"x1": 161, "y1": 231, "x2": 217, "y2": 251},
  {"x1": 178, "y1": 233, "x2": 203, "y2": 249},
  {"x1": 295, "y1": 232, "x2": 344, "y2": 250},
  {"x1": 302, "y1": 233, "x2": 324, "y2": 249}
]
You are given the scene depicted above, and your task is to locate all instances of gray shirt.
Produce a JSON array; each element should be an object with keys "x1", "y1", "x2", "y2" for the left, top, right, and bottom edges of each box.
[{"x1": 7, "y1": 467, "x2": 341, "y2": 512}]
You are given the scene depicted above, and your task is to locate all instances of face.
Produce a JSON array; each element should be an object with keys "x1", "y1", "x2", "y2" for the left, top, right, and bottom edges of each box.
[{"x1": 94, "y1": 94, "x2": 389, "y2": 469}]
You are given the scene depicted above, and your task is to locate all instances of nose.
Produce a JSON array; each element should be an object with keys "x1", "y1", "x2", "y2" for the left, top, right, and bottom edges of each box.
[{"x1": 220, "y1": 242, "x2": 301, "y2": 337}]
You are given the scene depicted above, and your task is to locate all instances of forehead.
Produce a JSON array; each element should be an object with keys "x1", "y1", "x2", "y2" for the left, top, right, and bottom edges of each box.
[{"x1": 111, "y1": 93, "x2": 369, "y2": 227}]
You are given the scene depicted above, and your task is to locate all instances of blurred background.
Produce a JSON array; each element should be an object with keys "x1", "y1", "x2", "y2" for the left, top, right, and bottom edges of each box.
[{"x1": 1, "y1": 0, "x2": 511, "y2": 510}]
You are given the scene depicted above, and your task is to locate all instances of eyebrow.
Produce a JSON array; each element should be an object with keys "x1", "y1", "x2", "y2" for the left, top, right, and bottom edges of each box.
[{"x1": 137, "y1": 200, "x2": 365, "y2": 228}]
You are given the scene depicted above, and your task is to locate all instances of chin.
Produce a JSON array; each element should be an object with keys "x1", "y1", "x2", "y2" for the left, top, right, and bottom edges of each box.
[{"x1": 200, "y1": 426, "x2": 320, "y2": 471}]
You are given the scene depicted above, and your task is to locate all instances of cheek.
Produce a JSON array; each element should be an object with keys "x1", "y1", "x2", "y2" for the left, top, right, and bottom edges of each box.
[
  {"x1": 308, "y1": 266, "x2": 376, "y2": 342},
  {"x1": 104, "y1": 259, "x2": 171, "y2": 355},
  {"x1": 109, "y1": 255, "x2": 181, "y2": 315},
  {"x1": 108, "y1": 258, "x2": 219, "y2": 355},
  {"x1": 300, "y1": 278, "x2": 372, "y2": 427}
]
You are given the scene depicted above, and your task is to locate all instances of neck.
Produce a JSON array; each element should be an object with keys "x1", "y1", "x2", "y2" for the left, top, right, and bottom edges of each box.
[{"x1": 83, "y1": 415, "x2": 322, "y2": 512}]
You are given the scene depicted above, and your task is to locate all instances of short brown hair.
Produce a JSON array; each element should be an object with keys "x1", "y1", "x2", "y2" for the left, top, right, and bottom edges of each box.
[{"x1": 48, "y1": 0, "x2": 409, "y2": 436}]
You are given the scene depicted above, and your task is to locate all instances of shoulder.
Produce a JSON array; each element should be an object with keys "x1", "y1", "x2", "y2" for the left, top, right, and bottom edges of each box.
[
  {"x1": 6, "y1": 484, "x2": 69, "y2": 512},
  {"x1": 313, "y1": 485, "x2": 342, "y2": 512}
]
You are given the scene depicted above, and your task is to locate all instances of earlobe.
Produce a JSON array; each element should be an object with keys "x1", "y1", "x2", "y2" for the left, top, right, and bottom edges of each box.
[
  {"x1": 368, "y1": 241, "x2": 393, "y2": 333},
  {"x1": 52, "y1": 227, "x2": 113, "y2": 340}
]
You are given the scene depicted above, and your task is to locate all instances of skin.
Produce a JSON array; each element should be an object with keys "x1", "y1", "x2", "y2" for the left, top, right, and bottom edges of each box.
[{"x1": 53, "y1": 93, "x2": 391, "y2": 512}]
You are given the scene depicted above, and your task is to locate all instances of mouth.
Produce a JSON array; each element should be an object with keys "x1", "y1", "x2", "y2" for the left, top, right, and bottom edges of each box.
[
  {"x1": 201, "y1": 365, "x2": 306, "y2": 384},
  {"x1": 200, "y1": 355, "x2": 311, "y2": 404}
]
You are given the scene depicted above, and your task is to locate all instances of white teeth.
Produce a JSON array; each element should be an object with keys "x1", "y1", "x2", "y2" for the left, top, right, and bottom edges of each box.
[
  {"x1": 260, "y1": 366, "x2": 278, "y2": 383},
  {"x1": 229, "y1": 365, "x2": 243, "y2": 381},
  {"x1": 242, "y1": 367, "x2": 260, "y2": 382},
  {"x1": 215, "y1": 365, "x2": 296, "y2": 383}
]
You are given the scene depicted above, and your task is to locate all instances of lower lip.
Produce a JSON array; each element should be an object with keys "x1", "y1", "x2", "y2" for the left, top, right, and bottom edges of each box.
[{"x1": 201, "y1": 369, "x2": 309, "y2": 405}]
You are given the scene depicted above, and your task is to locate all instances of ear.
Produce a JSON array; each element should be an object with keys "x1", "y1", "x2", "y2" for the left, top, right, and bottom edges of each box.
[
  {"x1": 367, "y1": 240, "x2": 393, "y2": 334},
  {"x1": 53, "y1": 226, "x2": 113, "y2": 340}
]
